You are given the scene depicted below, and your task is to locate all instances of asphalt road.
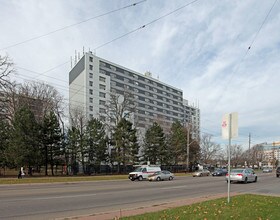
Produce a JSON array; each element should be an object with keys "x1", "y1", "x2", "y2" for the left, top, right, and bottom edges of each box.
[{"x1": 0, "y1": 172, "x2": 279, "y2": 220}]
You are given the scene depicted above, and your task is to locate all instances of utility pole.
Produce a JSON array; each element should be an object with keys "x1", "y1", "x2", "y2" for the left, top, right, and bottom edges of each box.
[
  {"x1": 248, "y1": 133, "x2": 251, "y2": 167},
  {"x1": 186, "y1": 126, "x2": 190, "y2": 173}
]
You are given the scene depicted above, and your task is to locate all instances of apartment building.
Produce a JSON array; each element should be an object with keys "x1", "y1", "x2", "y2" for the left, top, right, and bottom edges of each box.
[
  {"x1": 69, "y1": 52, "x2": 200, "y2": 138},
  {"x1": 261, "y1": 142, "x2": 280, "y2": 164}
]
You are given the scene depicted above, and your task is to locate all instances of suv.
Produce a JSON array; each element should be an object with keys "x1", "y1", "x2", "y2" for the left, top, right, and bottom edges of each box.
[{"x1": 276, "y1": 167, "x2": 280, "y2": 178}]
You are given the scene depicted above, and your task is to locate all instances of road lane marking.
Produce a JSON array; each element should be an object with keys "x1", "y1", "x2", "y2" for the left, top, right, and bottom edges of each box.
[
  {"x1": 159, "y1": 185, "x2": 188, "y2": 190},
  {"x1": 3, "y1": 193, "x2": 97, "y2": 202}
]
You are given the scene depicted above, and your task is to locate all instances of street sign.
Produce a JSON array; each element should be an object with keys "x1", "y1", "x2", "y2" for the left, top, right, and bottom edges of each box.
[{"x1": 222, "y1": 112, "x2": 238, "y2": 139}]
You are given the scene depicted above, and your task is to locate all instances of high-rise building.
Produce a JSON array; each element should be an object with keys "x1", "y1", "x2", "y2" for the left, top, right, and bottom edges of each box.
[{"x1": 69, "y1": 52, "x2": 200, "y2": 138}]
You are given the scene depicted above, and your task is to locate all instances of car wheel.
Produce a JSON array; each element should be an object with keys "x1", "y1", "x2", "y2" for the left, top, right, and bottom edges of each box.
[
  {"x1": 130, "y1": 178, "x2": 135, "y2": 181},
  {"x1": 169, "y1": 176, "x2": 173, "y2": 181},
  {"x1": 156, "y1": 177, "x2": 161, "y2": 181},
  {"x1": 199, "y1": 173, "x2": 202, "y2": 177},
  {"x1": 254, "y1": 177, "x2": 257, "y2": 182},
  {"x1": 244, "y1": 177, "x2": 248, "y2": 184},
  {"x1": 138, "y1": 176, "x2": 143, "y2": 181}
]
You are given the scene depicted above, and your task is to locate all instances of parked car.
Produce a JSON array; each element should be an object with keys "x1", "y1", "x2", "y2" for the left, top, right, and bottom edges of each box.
[
  {"x1": 212, "y1": 168, "x2": 228, "y2": 176},
  {"x1": 148, "y1": 170, "x2": 174, "y2": 181},
  {"x1": 193, "y1": 169, "x2": 210, "y2": 177},
  {"x1": 262, "y1": 167, "x2": 272, "y2": 173},
  {"x1": 276, "y1": 167, "x2": 280, "y2": 177},
  {"x1": 226, "y1": 168, "x2": 257, "y2": 183}
]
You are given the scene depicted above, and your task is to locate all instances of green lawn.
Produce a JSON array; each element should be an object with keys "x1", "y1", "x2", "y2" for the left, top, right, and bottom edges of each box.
[
  {"x1": 0, "y1": 175, "x2": 128, "y2": 184},
  {"x1": 0, "y1": 173, "x2": 191, "y2": 184},
  {"x1": 121, "y1": 194, "x2": 280, "y2": 220}
]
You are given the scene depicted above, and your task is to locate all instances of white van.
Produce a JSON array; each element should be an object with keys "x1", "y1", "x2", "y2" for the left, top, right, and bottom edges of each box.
[{"x1": 128, "y1": 165, "x2": 161, "y2": 181}]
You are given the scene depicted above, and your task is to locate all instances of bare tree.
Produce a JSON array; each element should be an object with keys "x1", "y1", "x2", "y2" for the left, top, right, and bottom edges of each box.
[
  {"x1": 200, "y1": 134, "x2": 221, "y2": 164},
  {"x1": 1, "y1": 80, "x2": 64, "y2": 123},
  {"x1": 228, "y1": 144, "x2": 244, "y2": 168},
  {"x1": 105, "y1": 90, "x2": 136, "y2": 127},
  {"x1": 69, "y1": 106, "x2": 88, "y2": 174},
  {"x1": 0, "y1": 54, "x2": 14, "y2": 90},
  {"x1": 18, "y1": 81, "x2": 64, "y2": 122}
]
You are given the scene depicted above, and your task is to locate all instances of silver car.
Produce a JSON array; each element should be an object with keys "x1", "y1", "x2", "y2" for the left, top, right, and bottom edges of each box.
[
  {"x1": 226, "y1": 168, "x2": 257, "y2": 183},
  {"x1": 148, "y1": 171, "x2": 174, "y2": 181},
  {"x1": 192, "y1": 169, "x2": 210, "y2": 177}
]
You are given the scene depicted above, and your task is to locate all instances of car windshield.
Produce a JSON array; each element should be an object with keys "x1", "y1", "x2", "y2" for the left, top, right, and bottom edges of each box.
[
  {"x1": 231, "y1": 169, "x2": 244, "y2": 173},
  {"x1": 133, "y1": 167, "x2": 143, "y2": 172}
]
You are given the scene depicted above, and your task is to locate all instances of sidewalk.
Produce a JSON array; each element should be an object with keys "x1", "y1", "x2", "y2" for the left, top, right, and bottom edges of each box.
[{"x1": 65, "y1": 193, "x2": 239, "y2": 220}]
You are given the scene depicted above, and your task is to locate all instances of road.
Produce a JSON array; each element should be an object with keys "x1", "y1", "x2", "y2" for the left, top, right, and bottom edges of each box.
[{"x1": 0, "y1": 172, "x2": 279, "y2": 219}]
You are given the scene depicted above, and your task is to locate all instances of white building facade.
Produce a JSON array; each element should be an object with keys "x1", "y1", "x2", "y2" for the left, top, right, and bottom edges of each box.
[{"x1": 69, "y1": 52, "x2": 200, "y2": 138}]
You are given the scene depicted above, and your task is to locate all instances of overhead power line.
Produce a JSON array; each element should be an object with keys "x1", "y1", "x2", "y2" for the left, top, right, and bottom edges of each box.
[
  {"x1": 213, "y1": 0, "x2": 278, "y2": 111},
  {"x1": 94, "y1": 0, "x2": 200, "y2": 51},
  {"x1": 0, "y1": 0, "x2": 146, "y2": 51},
  {"x1": 16, "y1": 0, "x2": 201, "y2": 82}
]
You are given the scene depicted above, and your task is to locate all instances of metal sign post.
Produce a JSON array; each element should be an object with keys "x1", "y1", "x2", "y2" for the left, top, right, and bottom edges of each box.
[{"x1": 222, "y1": 112, "x2": 238, "y2": 204}]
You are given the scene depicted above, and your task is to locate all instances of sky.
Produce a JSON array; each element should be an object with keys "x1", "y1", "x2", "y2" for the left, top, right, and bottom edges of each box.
[{"x1": 0, "y1": 0, "x2": 279, "y2": 148}]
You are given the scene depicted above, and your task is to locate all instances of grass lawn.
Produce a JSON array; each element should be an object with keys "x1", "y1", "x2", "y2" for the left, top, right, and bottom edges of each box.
[
  {"x1": 0, "y1": 172, "x2": 191, "y2": 184},
  {"x1": 0, "y1": 175, "x2": 128, "y2": 184},
  {"x1": 121, "y1": 194, "x2": 280, "y2": 220}
]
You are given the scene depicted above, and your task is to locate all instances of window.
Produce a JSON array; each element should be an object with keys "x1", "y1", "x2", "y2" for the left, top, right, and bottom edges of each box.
[
  {"x1": 89, "y1": 89, "x2": 93, "y2": 95},
  {"x1": 89, "y1": 106, "x2": 93, "y2": 111},
  {"x1": 99, "y1": 108, "x2": 106, "y2": 114},
  {"x1": 99, "y1": 100, "x2": 106, "y2": 105},
  {"x1": 100, "y1": 61, "x2": 106, "y2": 67},
  {"x1": 110, "y1": 65, "x2": 116, "y2": 71},
  {"x1": 99, "y1": 76, "x2": 106, "y2": 82},
  {"x1": 89, "y1": 65, "x2": 93, "y2": 70},
  {"x1": 89, "y1": 57, "x2": 93, "y2": 62},
  {"x1": 89, "y1": 81, "x2": 93, "y2": 86},
  {"x1": 89, "y1": 73, "x2": 93, "y2": 78},
  {"x1": 99, "y1": 84, "x2": 106, "y2": 90},
  {"x1": 89, "y1": 114, "x2": 93, "y2": 119},
  {"x1": 99, "y1": 92, "x2": 106, "y2": 98},
  {"x1": 89, "y1": 97, "x2": 93, "y2": 103}
]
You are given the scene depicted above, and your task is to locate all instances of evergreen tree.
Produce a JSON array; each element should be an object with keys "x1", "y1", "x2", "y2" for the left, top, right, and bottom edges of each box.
[
  {"x1": 112, "y1": 118, "x2": 139, "y2": 173},
  {"x1": 86, "y1": 118, "x2": 108, "y2": 170},
  {"x1": 42, "y1": 111, "x2": 62, "y2": 176},
  {"x1": 169, "y1": 121, "x2": 187, "y2": 164},
  {"x1": 143, "y1": 122, "x2": 167, "y2": 165},
  {"x1": 9, "y1": 105, "x2": 40, "y2": 170},
  {"x1": 68, "y1": 126, "x2": 80, "y2": 175},
  {"x1": 0, "y1": 119, "x2": 11, "y2": 168}
]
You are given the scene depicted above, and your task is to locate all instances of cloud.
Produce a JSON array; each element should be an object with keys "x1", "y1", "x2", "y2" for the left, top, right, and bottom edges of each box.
[{"x1": 1, "y1": 0, "x2": 279, "y2": 146}]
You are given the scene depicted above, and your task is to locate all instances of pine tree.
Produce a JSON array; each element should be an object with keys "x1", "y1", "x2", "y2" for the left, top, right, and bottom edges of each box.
[
  {"x1": 42, "y1": 111, "x2": 62, "y2": 176},
  {"x1": 68, "y1": 127, "x2": 80, "y2": 175},
  {"x1": 112, "y1": 118, "x2": 139, "y2": 173},
  {"x1": 143, "y1": 122, "x2": 167, "y2": 165},
  {"x1": 0, "y1": 119, "x2": 11, "y2": 168},
  {"x1": 86, "y1": 118, "x2": 108, "y2": 171},
  {"x1": 10, "y1": 105, "x2": 40, "y2": 170},
  {"x1": 169, "y1": 121, "x2": 187, "y2": 164}
]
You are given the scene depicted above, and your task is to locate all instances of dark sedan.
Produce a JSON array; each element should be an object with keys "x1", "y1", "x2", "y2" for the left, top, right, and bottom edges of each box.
[{"x1": 212, "y1": 168, "x2": 228, "y2": 176}]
